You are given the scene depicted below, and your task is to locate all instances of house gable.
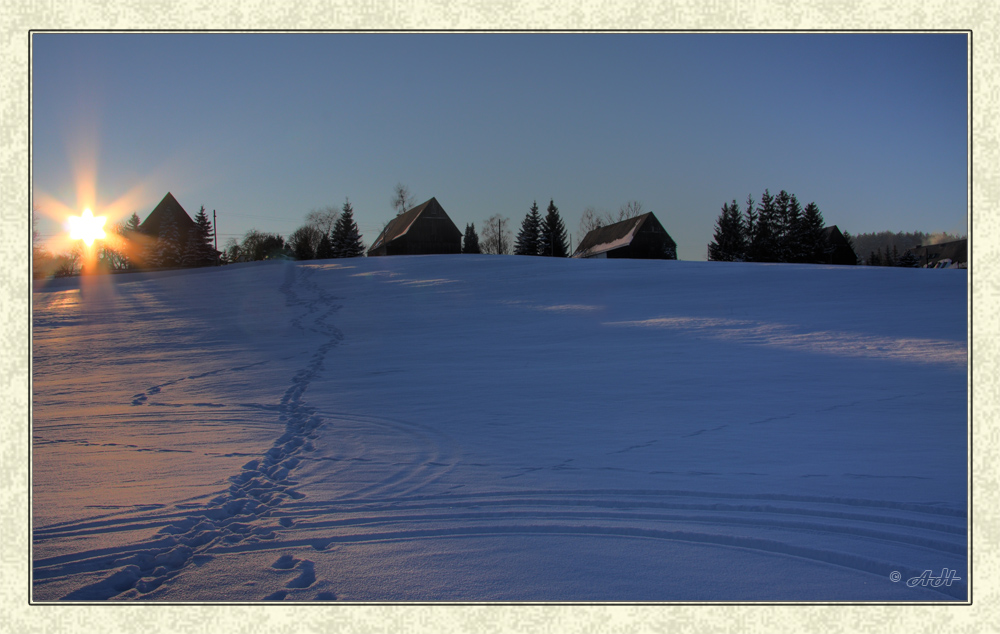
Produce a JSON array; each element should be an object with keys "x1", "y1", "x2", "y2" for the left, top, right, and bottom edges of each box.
[
  {"x1": 139, "y1": 192, "x2": 196, "y2": 238},
  {"x1": 368, "y1": 197, "x2": 462, "y2": 256}
]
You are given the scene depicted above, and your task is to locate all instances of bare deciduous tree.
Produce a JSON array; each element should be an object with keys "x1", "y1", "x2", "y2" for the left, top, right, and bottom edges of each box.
[
  {"x1": 391, "y1": 183, "x2": 415, "y2": 216},
  {"x1": 306, "y1": 206, "x2": 339, "y2": 239},
  {"x1": 480, "y1": 214, "x2": 512, "y2": 255},
  {"x1": 616, "y1": 200, "x2": 645, "y2": 221},
  {"x1": 578, "y1": 201, "x2": 646, "y2": 244},
  {"x1": 578, "y1": 206, "x2": 605, "y2": 242}
]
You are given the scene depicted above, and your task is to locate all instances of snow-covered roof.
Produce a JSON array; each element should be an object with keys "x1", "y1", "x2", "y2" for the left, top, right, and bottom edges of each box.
[{"x1": 573, "y1": 213, "x2": 672, "y2": 258}]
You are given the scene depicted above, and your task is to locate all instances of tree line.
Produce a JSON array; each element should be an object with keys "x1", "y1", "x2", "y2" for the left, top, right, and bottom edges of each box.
[
  {"x1": 460, "y1": 199, "x2": 570, "y2": 256},
  {"x1": 707, "y1": 189, "x2": 838, "y2": 264},
  {"x1": 850, "y1": 230, "x2": 963, "y2": 267},
  {"x1": 229, "y1": 199, "x2": 366, "y2": 263}
]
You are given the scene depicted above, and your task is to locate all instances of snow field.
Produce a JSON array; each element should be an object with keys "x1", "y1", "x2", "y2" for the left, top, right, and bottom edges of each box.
[{"x1": 32, "y1": 255, "x2": 967, "y2": 601}]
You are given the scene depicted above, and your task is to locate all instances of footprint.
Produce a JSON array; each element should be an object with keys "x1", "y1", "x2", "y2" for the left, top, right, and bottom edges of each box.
[
  {"x1": 263, "y1": 590, "x2": 288, "y2": 601},
  {"x1": 271, "y1": 554, "x2": 299, "y2": 569},
  {"x1": 286, "y1": 560, "x2": 316, "y2": 589},
  {"x1": 315, "y1": 591, "x2": 336, "y2": 601}
]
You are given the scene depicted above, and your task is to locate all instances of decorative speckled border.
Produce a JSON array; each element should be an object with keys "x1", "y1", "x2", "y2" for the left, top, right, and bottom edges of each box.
[{"x1": 3, "y1": 2, "x2": 996, "y2": 632}]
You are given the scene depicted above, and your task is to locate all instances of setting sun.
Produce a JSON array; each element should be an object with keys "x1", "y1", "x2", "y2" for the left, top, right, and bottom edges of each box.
[{"x1": 66, "y1": 208, "x2": 106, "y2": 246}]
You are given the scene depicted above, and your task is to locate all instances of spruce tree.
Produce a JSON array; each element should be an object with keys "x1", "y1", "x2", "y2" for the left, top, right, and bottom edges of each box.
[
  {"x1": 514, "y1": 201, "x2": 542, "y2": 256},
  {"x1": 882, "y1": 245, "x2": 895, "y2": 267},
  {"x1": 772, "y1": 190, "x2": 805, "y2": 262},
  {"x1": 898, "y1": 250, "x2": 920, "y2": 267},
  {"x1": 462, "y1": 223, "x2": 481, "y2": 254},
  {"x1": 752, "y1": 189, "x2": 777, "y2": 262},
  {"x1": 538, "y1": 199, "x2": 569, "y2": 257},
  {"x1": 331, "y1": 199, "x2": 365, "y2": 258},
  {"x1": 183, "y1": 206, "x2": 216, "y2": 267},
  {"x1": 121, "y1": 213, "x2": 141, "y2": 268},
  {"x1": 800, "y1": 202, "x2": 825, "y2": 264},
  {"x1": 742, "y1": 194, "x2": 757, "y2": 261},
  {"x1": 708, "y1": 200, "x2": 746, "y2": 261},
  {"x1": 315, "y1": 232, "x2": 334, "y2": 259},
  {"x1": 784, "y1": 194, "x2": 805, "y2": 262},
  {"x1": 125, "y1": 212, "x2": 140, "y2": 232},
  {"x1": 773, "y1": 189, "x2": 790, "y2": 259}
]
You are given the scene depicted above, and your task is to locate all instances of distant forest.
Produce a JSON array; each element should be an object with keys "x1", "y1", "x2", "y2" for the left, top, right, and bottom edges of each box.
[{"x1": 852, "y1": 231, "x2": 964, "y2": 266}]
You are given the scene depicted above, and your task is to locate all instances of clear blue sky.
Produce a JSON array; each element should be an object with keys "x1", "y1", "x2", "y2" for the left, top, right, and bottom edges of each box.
[{"x1": 32, "y1": 32, "x2": 968, "y2": 260}]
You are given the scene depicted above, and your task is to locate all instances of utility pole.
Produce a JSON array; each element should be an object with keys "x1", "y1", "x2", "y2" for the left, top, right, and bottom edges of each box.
[{"x1": 213, "y1": 210, "x2": 218, "y2": 262}]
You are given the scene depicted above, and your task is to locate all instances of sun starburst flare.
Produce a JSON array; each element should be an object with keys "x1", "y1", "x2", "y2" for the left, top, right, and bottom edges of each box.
[{"x1": 66, "y1": 208, "x2": 107, "y2": 246}]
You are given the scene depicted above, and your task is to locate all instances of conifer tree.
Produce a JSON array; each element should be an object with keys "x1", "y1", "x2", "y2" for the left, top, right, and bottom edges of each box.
[
  {"x1": 315, "y1": 232, "x2": 334, "y2": 259},
  {"x1": 751, "y1": 189, "x2": 777, "y2": 262},
  {"x1": 462, "y1": 223, "x2": 481, "y2": 254},
  {"x1": 898, "y1": 250, "x2": 920, "y2": 267},
  {"x1": 800, "y1": 202, "x2": 825, "y2": 263},
  {"x1": 708, "y1": 200, "x2": 746, "y2": 261},
  {"x1": 784, "y1": 194, "x2": 805, "y2": 262},
  {"x1": 331, "y1": 199, "x2": 365, "y2": 257},
  {"x1": 183, "y1": 206, "x2": 217, "y2": 267},
  {"x1": 538, "y1": 199, "x2": 569, "y2": 257},
  {"x1": 772, "y1": 189, "x2": 790, "y2": 255},
  {"x1": 115, "y1": 213, "x2": 142, "y2": 270},
  {"x1": 125, "y1": 212, "x2": 140, "y2": 232},
  {"x1": 514, "y1": 201, "x2": 542, "y2": 256},
  {"x1": 772, "y1": 190, "x2": 804, "y2": 262},
  {"x1": 742, "y1": 195, "x2": 757, "y2": 261}
]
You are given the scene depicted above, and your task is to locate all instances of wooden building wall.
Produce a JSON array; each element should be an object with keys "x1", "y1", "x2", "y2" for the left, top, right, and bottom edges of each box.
[{"x1": 607, "y1": 215, "x2": 677, "y2": 260}]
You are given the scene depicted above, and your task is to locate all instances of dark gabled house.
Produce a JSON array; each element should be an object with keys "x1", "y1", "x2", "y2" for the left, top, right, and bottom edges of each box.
[
  {"x1": 139, "y1": 192, "x2": 196, "y2": 239},
  {"x1": 572, "y1": 212, "x2": 677, "y2": 260},
  {"x1": 906, "y1": 238, "x2": 968, "y2": 269},
  {"x1": 136, "y1": 192, "x2": 219, "y2": 268},
  {"x1": 819, "y1": 225, "x2": 858, "y2": 265},
  {"x1": 367, "y1": 197, "x2": 462, "y2": 257}
]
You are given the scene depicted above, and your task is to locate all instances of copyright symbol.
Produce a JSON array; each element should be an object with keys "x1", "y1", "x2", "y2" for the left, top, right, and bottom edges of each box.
[{"x1": 890, "y1": 571, "x2": 902, "y2": 583}]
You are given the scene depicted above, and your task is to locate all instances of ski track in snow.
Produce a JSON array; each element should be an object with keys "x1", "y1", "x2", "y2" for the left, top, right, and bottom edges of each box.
[{"x1": 32, "y1": 263, "x2": 967, "y2": 602}]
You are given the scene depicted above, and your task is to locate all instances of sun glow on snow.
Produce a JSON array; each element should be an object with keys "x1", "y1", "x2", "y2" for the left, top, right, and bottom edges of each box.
[{"x1": 66, "y1": 208, "x2": 107, "y2": 246}]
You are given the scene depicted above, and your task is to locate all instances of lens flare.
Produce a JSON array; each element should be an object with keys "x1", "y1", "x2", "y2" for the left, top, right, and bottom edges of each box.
[{"x1": 67, "y1": 208, "x2": 107, "y2": 246}]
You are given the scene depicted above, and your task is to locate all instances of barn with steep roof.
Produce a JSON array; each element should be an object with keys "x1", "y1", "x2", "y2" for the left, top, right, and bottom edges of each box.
[
  {"x1": 572, "y1": 212, "x2": 677, "y2": 260},
  {"x1": 368, "y1": 197, "x2": 462, "y2": 256},
  {"x1": 819, "y1": 225, "x2": 858, "y2": 265},
  {"x1": 139, "y1": 192, "x2": 196, "y2": 239}
]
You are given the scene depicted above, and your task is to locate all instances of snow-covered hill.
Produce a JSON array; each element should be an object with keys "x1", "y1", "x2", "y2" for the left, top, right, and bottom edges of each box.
[{"x1": 31, "y1": 256, "x2": 968, "y2": 601}]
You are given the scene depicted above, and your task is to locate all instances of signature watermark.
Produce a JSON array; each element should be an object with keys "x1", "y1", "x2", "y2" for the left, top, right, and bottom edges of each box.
[{"x1": 890, "y1": 569, "x2": 962, "y2": 587}]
